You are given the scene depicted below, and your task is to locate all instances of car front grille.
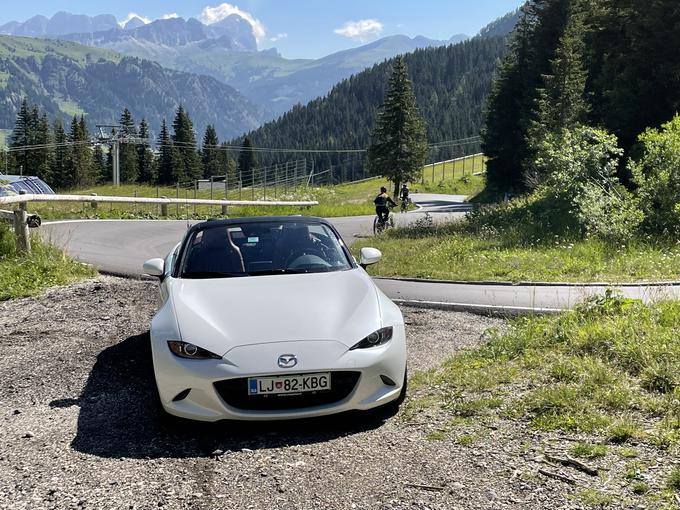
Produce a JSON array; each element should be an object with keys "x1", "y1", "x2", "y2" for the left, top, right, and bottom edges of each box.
[{"x1": 213, "y1": 371, "x2": 361, "y2": 411}]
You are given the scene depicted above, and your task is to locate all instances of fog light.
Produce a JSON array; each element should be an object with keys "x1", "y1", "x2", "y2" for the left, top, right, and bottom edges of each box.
[
  {"x1": 172, "y1": 389, "x2": 191, "y2": 402},
  {"x1": 380, "y1": 375, "x2": 396, "y2": 386}
]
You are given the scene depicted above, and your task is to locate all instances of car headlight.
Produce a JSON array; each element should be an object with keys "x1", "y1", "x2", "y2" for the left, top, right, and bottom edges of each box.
[
  {"x1": 167, "y1": 341, "x2": 222, "y2": 360},
  {"x1": 349, "y1": 327, "x2": 393, "y2": 350}
]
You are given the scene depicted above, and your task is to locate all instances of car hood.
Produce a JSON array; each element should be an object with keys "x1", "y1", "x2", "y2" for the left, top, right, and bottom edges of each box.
[{"x1": 167, "y1": 269, "x2": 382, "y2": 354}]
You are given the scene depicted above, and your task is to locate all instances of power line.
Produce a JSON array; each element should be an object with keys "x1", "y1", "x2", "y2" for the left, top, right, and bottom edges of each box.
[
  {"x1": 4, "y1": 135, "x2": 482, "y2": 155},
  {"x1": 5, "y1": 140, "x2": 93, "y2": 153}
]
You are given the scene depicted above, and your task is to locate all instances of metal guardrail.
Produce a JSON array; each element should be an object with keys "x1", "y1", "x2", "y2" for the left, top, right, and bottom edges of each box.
[
  {"x1": 0, "y1": 193, "x2": 319, "y2": 255},
  {"x1": 0, "y1": 193, "x2": 318, "y2": 208}
]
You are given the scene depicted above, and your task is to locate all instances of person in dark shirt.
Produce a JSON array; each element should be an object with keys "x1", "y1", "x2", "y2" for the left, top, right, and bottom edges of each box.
[
  {"x1": 374, "y1": 187, "x2": 397, "y2": 222},
  {"x1": 400, "y1": 184, "x2": 410, "y2": 201}
]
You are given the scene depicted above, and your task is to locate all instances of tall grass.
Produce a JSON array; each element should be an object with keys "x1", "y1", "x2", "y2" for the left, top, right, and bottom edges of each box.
[
  {"x1": 355, "y1": 219, "x2": 680, "y2": 283},
  {"x1": 410, "y1": 294, "x2": 680, "y2": 444},
  {"x1": 0, "y1": 224, "x2": 95, "y2": 300}
]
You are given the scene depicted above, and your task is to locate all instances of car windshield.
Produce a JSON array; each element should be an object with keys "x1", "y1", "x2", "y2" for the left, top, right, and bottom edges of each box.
[{"x1": 179, "y1": 221, "x2": 353, "y2": 278}]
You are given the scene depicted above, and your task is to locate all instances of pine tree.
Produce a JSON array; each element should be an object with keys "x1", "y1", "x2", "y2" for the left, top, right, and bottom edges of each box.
[
  {"x1": 201, "y1": 124, "x2": 221, "y2": 179},
  {"x1": 219, "y1": 142, "x2": 238, "y2": 182},
  {"x1": 483, "y1": 6, "x2": 535, "y2": 192},
  {"x1": 367, "y1": 56, "x2": 428, "y2": 197},
  {"x1": 34, "y1": 111, "x2": 53, "y2": 182},
  {"x1": 9, "y1": 98, "x2": 32, "y2": 175},
  {"x1": 238, "y1": 137, "x2": 256, "y2": 187},
  {"x1": 137, "y1": 118, "x2": 156, "y2": 183},
  {"x1": 157, "y1": 119, "x2": 175, "y2": 185},
  {"x1": 482, "y1": 0, "x2": 573, "y2": 192},
  {"x1": 534, "y1": 1, "x2": 590, "y2": 135},
  {"x1": 66, "y1": 115, "x2": 94, "y2": 188},
  {"x1": 172, "y1": 105, "x2": 202, "y2": 182},
  {"x1": 525, "y1": 0, "x2": 591, "y2": 186},
  {"x1": 93, "y1": 145, "x2": 108, "y2": 184},
  {"x1": 119, "y1": 107, "x2": 139, "y2": 182},
  {"x1": 50, "y1": 119, "x2": 69, "y2": 189}
]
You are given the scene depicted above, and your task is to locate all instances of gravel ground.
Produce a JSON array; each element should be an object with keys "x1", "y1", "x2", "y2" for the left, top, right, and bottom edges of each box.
[{"x1": 0, "y1": 277, "x2": 660, "y2": 509}]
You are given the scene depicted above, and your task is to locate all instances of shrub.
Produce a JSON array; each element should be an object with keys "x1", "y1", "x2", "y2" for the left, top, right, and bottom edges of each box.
[
  {"x1": 631, "y1": 115, "x2": 680, "y2": 237},
  {"x1": 468, "y1": 126, "x2": 642, "y2": 243},
  {"x1": 531, "y1": 126, "x2": 642, "y2": 242}
]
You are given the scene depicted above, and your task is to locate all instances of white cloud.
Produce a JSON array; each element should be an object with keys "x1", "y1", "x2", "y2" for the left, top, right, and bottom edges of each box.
[
  {"x1": 118, "y1": 12, "x2": 151, "y2": 27},
  {"x1": 270, "y1": 33, "x2": 287, "y2": 42},
  {"x1": 162, "y1": 13, "x2": 179, "y2": 19},
  {"x1": 334, "y1": 19, "x2": 383, "y2": 41},
  {"x1": 198, "y1": 3, "x2": 266, "y2": 42}
]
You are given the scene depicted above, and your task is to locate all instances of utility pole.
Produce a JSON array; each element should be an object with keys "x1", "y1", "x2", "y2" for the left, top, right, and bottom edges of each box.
[
  {"x1": 96, "y1": 124, "x2": 143, "y2": 187},
  {"x1": 112, "y1": 139, "x2": 120, "y2": 187}
]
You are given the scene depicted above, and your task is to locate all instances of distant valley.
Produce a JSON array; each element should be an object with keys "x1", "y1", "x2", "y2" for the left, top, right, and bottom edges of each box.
[
  {"x1": 0, "y1": 36, "x2": 265, "y2": 139},
  {"x1": 0, "y1": 8, "x2": 518, "y2": 144},
  {"x1": 2, "y1": 11, "x2": 469, "y2": 118}
]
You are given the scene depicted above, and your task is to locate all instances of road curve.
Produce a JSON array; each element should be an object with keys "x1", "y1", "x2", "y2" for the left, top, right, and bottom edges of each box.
[{"x1": 41, "y1": 194, "x2": 679, "y2": 311}]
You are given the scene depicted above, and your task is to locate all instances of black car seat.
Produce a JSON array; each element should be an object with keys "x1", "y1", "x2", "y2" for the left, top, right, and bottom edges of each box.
[{"x1": 185, "y1": 228, "x2": 244, "y2": 274}]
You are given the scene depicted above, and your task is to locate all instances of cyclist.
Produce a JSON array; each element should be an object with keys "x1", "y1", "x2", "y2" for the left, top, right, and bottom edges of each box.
[
  {"x1": 374, "y1": 186, "x2": 397, "y2": 224},
  {"x1": 399, "y1": 184, "x2": 410, "y2": 212}
]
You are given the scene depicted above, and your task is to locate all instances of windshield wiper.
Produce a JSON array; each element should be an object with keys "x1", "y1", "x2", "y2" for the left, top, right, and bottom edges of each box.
[
  {"x1": 182, "y1": 271, "x2": 247, "y2": 279},
  {"x1": 247, "y1": 268, "x2": 309, "y2": 276}
]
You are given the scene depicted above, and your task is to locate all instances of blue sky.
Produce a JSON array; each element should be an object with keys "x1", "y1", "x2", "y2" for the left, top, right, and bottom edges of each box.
[{"x1": 0, "y1": 1, "x2": 524, "y2": 59}]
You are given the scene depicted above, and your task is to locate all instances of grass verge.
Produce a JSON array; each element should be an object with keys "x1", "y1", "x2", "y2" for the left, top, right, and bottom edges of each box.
[
  {"x1": 0, "y1": 224, "x2": 95, "y2": 300},
  {"x1": 405, "y1": 294, "x2": 680, "y2": 506},
  {"x1": 355, "y1": 222, "x2": 680, "y2": 283},
  {"x1": 407, "y1": 294, "x2": 680, "y2": 444}
]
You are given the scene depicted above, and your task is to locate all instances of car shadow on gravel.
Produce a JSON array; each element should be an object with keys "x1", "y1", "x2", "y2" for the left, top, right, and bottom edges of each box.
[{"x1": 51, "y1": 332, "x2": 392, "y2": 459}]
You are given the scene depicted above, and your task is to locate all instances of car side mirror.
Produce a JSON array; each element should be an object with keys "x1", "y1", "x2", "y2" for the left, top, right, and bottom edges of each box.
[
  {"x1": 143, "y1": 258, "x2": 165, "y2": 277},
  {"x1": 359, "y1": 247, "x2": 382, "y2": 269}
]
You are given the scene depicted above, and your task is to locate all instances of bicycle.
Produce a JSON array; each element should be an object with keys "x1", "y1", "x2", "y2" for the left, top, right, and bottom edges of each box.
[
  {"x1": 400, "y1": 196, "x2": 411, "y2": 213},
  {"x1": 373, "y1": 205, "x2": 395, "y2": 234}
]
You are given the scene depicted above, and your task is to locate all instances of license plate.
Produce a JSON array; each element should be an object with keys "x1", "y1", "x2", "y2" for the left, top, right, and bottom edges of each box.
[{"x1": 248, "y1": 372, "x2": 331, "y2": 396}]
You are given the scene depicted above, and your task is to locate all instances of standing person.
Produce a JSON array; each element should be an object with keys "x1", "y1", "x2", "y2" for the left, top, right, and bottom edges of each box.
[{"x1": 374, "y1": 186, "x2": 397, "y2": 223}]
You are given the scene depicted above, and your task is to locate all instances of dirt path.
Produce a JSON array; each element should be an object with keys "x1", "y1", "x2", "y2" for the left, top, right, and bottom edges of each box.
[{"x1": 1, "y1": 277, "x2": 597, "y2": 509}]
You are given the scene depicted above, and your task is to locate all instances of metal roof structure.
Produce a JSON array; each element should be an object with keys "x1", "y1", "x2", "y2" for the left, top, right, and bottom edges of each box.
[{"x1": 0, "y1": 175, "x2": 55, "y2": 196}]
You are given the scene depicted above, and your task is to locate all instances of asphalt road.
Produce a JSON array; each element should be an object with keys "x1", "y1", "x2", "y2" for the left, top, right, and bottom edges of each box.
[
  {"x1": 41, "y1": 193, "x2": 679, "y2": 311},
  {"x1": 42, "y1": 193, "x2": 468, "y2": 276}
]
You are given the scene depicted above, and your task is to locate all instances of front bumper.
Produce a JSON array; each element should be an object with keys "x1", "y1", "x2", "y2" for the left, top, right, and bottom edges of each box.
[{"x1": 150, "y1": 332, "x2": 407, "y2": 422}]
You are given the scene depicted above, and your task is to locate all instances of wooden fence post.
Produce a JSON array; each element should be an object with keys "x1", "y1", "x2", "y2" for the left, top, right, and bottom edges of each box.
[
  {"x1": 90, "y1": 193, "x2": 97, "y2": 210},
  {"x1": 160, "y1": 196, "x2": 168, "y2": 217},
  {"x1": 13, "y1": 202, "x2": 30, "y2": 254}
]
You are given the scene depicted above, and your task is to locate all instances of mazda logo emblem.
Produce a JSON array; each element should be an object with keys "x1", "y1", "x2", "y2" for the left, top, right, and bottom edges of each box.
[{"x1": 278, "y1": 354, "x2": 297, "y2": 368}]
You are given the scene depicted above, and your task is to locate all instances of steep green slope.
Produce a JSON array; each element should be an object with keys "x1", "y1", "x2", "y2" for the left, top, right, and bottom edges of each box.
[
  {"x1": 482, "y1": 0, "x2": 680, "y2": 192},
  {"x1": 89, "y1": 34, "x2": 467, "y2": 118},
  {"x1": 0, "y1": 35, "x2": 120, "y2": 64},
  {"x1": 236, "y1": 35, "x2": 509, "y2": 180},
  {"x1": 0, "y1": 35, "x2": 265, "y2": 139}
]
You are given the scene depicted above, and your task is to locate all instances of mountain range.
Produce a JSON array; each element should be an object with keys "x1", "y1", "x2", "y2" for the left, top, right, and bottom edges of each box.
[
  {"x1": 0, "y1": 36, "x2": 265, "y2": 139},
  {"x1": 0, "y1": 8, "x2": 519, "y2": 150},
  {"x1": 238, "y1": 31, "x2": 513, "y2": 179},
  {"x1": 0, "y1": 11, "x2": 469, "y2": 118},
  {"x1": 0, "y1": 12, "x2": 119, "y2": 37}
]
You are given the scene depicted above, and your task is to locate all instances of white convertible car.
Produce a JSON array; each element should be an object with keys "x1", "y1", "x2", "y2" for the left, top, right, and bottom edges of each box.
[{"x1": 143, "y1": 216, "x2": 406, "y2": 421}]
